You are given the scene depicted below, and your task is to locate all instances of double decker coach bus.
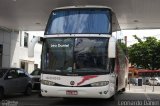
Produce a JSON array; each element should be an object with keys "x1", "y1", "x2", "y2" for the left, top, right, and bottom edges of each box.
[{"x1": 29, "y1": 6, "x2": 128, "y2": 99}]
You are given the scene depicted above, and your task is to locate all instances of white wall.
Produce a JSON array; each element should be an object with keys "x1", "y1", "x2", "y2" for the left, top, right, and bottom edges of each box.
[
  {"x1": 0, "y1": 29, "x2": 12, "y2": 67},
  {"x1": 10, "y1": 31, "x2": 43, "y2": 73},
  {"x1": 0, "y1": 28, "x2": 43, "y2": 73}
]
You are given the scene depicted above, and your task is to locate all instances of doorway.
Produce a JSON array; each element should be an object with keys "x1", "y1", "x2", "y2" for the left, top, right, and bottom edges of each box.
[{"x1": 20, "y1": 61, "x2": 28, "y2": 72}]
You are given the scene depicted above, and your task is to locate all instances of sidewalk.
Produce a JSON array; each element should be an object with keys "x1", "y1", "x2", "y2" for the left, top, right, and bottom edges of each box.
[{"x1": 126, "y1": 84, "x2": 160, "y2": 94}]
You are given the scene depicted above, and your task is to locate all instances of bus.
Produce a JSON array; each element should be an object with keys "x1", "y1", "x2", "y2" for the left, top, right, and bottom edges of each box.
[{"x1": 28, "y1": 6, "x2": 128, "y2": 99}]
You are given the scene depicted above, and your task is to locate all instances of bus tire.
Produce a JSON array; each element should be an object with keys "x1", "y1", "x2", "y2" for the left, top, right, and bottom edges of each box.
[
  {"x1": 116, "y1": 78, "x2": 118, "y2": 92},
  {"x1": 38, "y1": 92, "x2": 43, "y2": 98},
  {"x1": 108, "y1": 78, "x2": 118, "y2": 101},
  {"x1": 108, "y1": 94, "x2": 115, "y2": 101},
  {"x1": 0, "y1": 87, "x2": 4, "y2": 100},
  {"x1": 121, "y1": 88, "x2": 126, "y2": 92}
]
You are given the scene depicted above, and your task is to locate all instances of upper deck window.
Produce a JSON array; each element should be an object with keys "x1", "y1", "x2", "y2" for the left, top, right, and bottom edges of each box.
[{"x1": 45, "y1": 8, "x2": 111, "y2": 34}]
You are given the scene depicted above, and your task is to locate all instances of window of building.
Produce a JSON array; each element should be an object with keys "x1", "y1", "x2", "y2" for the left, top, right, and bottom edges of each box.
[{"x1": 24, "y1": 32, "x2": 29, "y2": 47}]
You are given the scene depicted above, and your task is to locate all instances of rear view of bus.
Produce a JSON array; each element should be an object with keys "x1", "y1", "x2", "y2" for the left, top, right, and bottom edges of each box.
[{"x1": 40, "y1": 6, "x2": 128, "y2": 99}]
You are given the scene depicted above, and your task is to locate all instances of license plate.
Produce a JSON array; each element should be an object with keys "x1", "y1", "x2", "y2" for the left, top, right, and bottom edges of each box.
[{"x1": 66, "y1": 90, "x2": 78, "y2": 95}]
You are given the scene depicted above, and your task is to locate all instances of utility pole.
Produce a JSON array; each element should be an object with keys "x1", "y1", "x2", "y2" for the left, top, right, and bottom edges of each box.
[
  {"x1": 124, "y1": 36, "x2": 128, "y2": 57},
  {"x1": 152, "y1": 75, "x2": 155, "y2": 92},
  {"x1": 124, "y1": 36, "x2": 127, "y2": 47}
]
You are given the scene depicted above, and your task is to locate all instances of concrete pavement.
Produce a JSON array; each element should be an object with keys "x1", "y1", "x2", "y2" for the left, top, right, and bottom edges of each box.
[{"x1": 126, "y1": 84, "x2": 160, "y2": 94}]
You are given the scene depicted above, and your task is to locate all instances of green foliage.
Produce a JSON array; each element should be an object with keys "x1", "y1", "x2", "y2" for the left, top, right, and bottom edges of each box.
[
  {"x1": 118, "y1": 41, "x2": 128, "y2": 55},
  {"x1": 128, "y1": 36, "x2": 160, "y2": 70},
  {"x1": 133, "y1": 35, "x2": 142, "y2": 43}
]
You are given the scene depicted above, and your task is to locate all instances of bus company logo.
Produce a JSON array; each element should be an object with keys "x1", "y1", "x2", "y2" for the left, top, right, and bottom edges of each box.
[{"x1": 70, "y1": 81, "x2": 75, "y2": 85}]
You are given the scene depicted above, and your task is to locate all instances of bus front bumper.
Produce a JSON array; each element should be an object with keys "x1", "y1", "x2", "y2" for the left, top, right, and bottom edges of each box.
[{"x1": 41, "y1": 84, "x2": 113, "y2": 98}]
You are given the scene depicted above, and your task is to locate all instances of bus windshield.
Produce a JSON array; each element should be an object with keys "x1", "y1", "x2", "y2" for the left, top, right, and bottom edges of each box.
[
  {"x1": 45, "y1": 8, "x2": 111, "y2": 34},
  {"x1": 42, "y1": 38, "x2": 109, "y2": 74}
]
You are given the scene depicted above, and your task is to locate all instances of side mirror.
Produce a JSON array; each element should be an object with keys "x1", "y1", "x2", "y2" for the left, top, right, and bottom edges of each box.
[
  {"x1": 28, "y1": 37, "x2": 43, "y2": 57},
  {"x1": 108, "y1": 36, "x2": 116, "y2": 58},
  {"x1": 7, "y1": 76, "x2": 13, "y2": 79}
]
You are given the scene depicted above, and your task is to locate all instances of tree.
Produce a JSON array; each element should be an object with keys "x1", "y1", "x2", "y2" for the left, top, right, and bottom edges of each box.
[
  {"x1": 117, "y1": 40, "x2": 128, "y2": 55},
  {"x1": 128, "y1": 35, "x2": 160, "y2": 70}
]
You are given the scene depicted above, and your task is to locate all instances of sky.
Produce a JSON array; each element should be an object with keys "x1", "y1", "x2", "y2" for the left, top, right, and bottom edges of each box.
[
  {"x1": 121, "y1": 29, "x2": 160, "y2": 47},
  {"x1": 26, "y1": 31, "x2": 44, "y2": 37}
]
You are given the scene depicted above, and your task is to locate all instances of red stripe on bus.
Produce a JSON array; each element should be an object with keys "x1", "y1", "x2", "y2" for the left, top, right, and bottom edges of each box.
[{"x1": 77, "y1": 75, "x2": 98, "y2": 86}]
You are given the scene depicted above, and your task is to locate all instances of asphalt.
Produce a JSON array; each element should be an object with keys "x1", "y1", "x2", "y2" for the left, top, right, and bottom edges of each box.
[{"x1": 0, "y1": 85, "x2": 160, "y2": 106}]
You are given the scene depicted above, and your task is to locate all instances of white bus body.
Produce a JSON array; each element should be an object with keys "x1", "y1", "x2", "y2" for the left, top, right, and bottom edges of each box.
[{"x1": 29, "y1": 6, "x2": 128, "y2": 99}]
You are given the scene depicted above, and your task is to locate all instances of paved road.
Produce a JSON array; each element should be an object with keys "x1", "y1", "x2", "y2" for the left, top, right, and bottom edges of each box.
[{"x1": 1, "y1": 91, "x2": 160, "y2": 106}]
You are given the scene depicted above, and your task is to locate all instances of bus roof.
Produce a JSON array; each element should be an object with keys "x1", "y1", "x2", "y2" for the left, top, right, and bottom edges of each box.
[{"x1": 53, "y1": 5, "x2": 112, "y2": 11}]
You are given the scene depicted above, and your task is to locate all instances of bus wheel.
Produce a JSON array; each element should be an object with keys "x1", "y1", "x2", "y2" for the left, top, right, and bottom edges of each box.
[
  {"x1": 108, "y1": 79, "x2": 118, "y2": 101},
  {"x1": 122, "y1": 88, "x2": 126, "y2": 92},
  {"x1": 108, "y1": 94, "x2": 115, "y2": 101},
  {"x1": 38, "y1": 92, "x2": 42, "y2": 97},
  {"x1": 0, "y1": 87, "x2": 4, "y2": 100}
]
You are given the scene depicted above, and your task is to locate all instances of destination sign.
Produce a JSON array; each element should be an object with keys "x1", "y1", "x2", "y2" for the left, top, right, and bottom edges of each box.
[{"x1": 50, "y1": 44, "x2": 70, "y2": 48}]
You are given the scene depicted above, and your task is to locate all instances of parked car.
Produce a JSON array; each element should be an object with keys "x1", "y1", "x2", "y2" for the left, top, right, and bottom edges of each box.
[
  {"x1": 149, "y1": 77, "x2": 160, "y2": 86},
  {"x1": 142, "y1": 77, "x2": 150, "y2": 85},
  {"x1": 30, "y1": 68, "x2": 41, "y2": 90},
  {"x1": 129, "y1": 78, "x2": 138, "y2": 85},
  {"x1": 0, "y1": 68, "x2": 33, "y2": 99}
]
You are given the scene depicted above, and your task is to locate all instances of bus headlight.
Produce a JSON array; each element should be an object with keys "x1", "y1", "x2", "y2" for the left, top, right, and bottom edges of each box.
[
  {"x1": 41, "y1": 80, "x2": 55, "y2": 86},
  {"x1": 90, "y1": 81, "x2": 109, "y2": 87}
]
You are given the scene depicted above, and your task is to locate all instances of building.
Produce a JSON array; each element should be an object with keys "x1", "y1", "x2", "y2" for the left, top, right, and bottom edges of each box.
[{"x1": 0, "y1": 28, "x2": 43, "y2": 73}]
